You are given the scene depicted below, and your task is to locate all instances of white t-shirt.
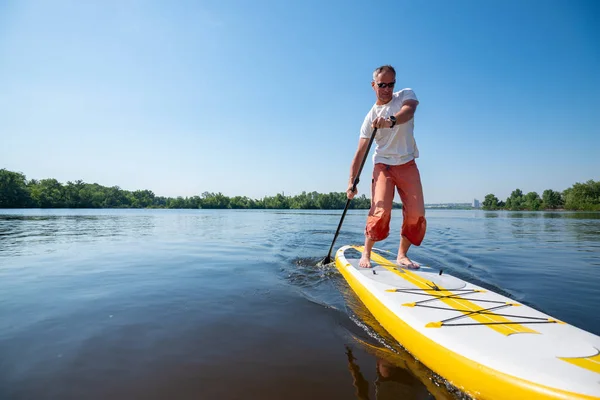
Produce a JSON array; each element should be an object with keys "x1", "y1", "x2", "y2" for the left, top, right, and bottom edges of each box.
[{"x1": 359, "y1": 89, "x2": 419, "y2": 165}]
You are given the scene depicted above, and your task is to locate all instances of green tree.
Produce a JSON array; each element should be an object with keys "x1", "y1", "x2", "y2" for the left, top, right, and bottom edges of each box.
[
  {"x1": 351, "y1": 194, "x2": 373, "y2": 209},
  {"x1": 0, "y1": 169, "x2": 31, "y2": 207},
  {"x1": 188, "y1": 195, "x2": 202, "y2": 209},
  {"x1": 523, "y1": 192, "x2": 542, "y2": 211},
  {"x1": 289, "y1": 191, "x2": 317, "y2": 209},
  {"x1": 128, "y1": 190, "x2": 154, "y2": 208},
  {"x1": 152, "y1": 196, "x2": 168, "y2": 208},
  {"x1": 230, "y1": 196, "x2": 253, "y2": 209},
  {"x1": 201, "y1": 192, "x2": 230, "y2": 209},
  {"x1": 102, "y1": 186, "x2": 128, "y2": 208},
  {"x1": 542, "y1": 189, "x2": 563, "y2": 210},
  {"x1": 30, "y1": 179, "x2": 66, "y2": 208},
  {"x1": 62, "y1": 180, "x2": 86, "y2": 208},
  {"x1": 506, "y1": 189, "x2": 524, "y2": 211},
  {"x1": 563, "y1": 180, "x2": 600, "y2": 211},
  {"x1": 314, "y1": 192, "x2": 345, "y2": 209},
  {"x1": 168, "y1": 196, "x2": 187, "y2": 209},
  {"x1": 482, "y1": 194, "x2": 500, "y2": 210},
  {"x1": 264, "y1": 193, "x2": 289, "y2": 209}
]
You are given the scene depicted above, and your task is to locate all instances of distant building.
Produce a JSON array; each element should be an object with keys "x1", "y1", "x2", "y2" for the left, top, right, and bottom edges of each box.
[{"x1": 472, "y1": 199, "x2": 480, "y2": 208}]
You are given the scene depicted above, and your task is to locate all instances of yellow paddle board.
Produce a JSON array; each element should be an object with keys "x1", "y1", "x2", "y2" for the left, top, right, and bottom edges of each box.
[{"x1": 335, "y1": 245, "x2": 600, "y2": 400}]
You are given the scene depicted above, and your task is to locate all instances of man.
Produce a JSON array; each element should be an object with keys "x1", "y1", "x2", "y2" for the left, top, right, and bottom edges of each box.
[{"x1": 347, "y1": 65, "x2": 426, "y2": 268}]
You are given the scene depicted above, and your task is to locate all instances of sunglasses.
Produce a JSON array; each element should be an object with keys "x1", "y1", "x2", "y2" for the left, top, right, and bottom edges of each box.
[{"x1": 376, "y1": 81, "x2": 395, "y2": 89}]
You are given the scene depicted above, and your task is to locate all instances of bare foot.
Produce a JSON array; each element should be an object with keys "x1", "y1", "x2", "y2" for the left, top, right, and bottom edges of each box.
[
  {"x1": 359, "y1": 252, "x2": 372, "y2": 268},
  {"x1": 397, "y1": 255, "x2": 420, "y2": 269}
]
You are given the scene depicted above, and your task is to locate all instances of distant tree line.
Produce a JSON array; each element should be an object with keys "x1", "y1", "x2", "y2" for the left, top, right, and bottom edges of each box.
[
  {"x1": 0, "y1": 169, "x2": 403, "y2": 210},
  {"x1": 482, "y1": 180, "x2": 600, "y2": 211}
]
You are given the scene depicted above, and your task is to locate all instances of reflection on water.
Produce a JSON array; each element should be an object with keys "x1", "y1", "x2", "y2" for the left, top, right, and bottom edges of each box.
[{"x1": 345, "y1": 347, "x2": 433, "y2": 400}]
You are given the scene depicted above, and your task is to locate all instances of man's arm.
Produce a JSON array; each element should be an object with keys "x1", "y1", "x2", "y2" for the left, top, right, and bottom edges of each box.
[
  {"x1": 347, "y1": 137, "x2": 370, "y2": 199},
  {"x1": 372, "y1": 99, "x2": 419, "y2": 129},
  {"x1": 393, "y1": 99, "x2": 419, "y2": 124}
]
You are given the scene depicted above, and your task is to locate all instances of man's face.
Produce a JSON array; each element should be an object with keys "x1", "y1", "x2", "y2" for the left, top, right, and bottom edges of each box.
[{"x1": 372, "y1": 70, "x2": 396, "y2": 104}]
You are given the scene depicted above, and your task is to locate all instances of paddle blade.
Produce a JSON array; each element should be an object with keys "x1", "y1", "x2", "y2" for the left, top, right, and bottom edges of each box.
[{"x1": 317, "y1": 254, "x2": 332, "y2": 267}]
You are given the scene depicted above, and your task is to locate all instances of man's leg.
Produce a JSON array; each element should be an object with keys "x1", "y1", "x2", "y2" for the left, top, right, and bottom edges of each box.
[
  {"x1": 392, "y1": 161, "x2": 426, "y2": 268},
  {"x1": 360, "y1": 164, "x2": 395, "y2": 268},
  {"x1": 397, "y1": 235, "x2": 415, "y2": 268},
  {"x1": 359, "y1": 236, "x2": 375, "y2": 268}
]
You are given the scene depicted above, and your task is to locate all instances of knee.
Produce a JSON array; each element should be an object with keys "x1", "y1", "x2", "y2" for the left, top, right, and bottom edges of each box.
[
  {"x1": 402, "y1": 216, "x2": 427, "y2": 246},
  {"x1": 366, "y1": 211, "x2": 391, "y2": 242}
]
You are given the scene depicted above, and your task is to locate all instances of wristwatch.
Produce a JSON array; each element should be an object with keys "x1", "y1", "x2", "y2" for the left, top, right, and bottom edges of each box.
[{"x1": 388, "y1": 115, "x2": 397, "y2": 128}]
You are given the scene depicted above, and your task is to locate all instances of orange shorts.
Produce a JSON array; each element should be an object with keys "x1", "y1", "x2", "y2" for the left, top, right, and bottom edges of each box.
[{"x1": 365, "y1": 160, "x2": 427, "y2": 245}]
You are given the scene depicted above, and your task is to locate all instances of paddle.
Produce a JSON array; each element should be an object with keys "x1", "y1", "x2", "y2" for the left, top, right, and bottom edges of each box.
[{"x1": 318, "y1": 128, "x2": 378, "y2": 266}]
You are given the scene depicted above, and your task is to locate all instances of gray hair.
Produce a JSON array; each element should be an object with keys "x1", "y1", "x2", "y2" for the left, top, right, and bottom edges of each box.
[{"x1": 372, "y1": 65, "x2": 396, "y2": 81}]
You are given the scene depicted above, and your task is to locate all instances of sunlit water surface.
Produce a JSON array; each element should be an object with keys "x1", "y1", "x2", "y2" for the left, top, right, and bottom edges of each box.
[{"x1": 1, "y1": 209, "x2": 599, "y2": 399}]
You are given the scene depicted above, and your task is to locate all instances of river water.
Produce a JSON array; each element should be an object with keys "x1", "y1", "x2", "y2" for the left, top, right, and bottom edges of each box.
[{"x1": 1, "y1": 209, "x2": 599, "y2": 399}]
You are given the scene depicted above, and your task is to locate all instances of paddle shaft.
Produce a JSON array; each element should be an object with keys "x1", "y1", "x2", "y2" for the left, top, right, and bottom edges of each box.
[{"x1": 323, "y1": 128, "x2": 378, "y2": 263}]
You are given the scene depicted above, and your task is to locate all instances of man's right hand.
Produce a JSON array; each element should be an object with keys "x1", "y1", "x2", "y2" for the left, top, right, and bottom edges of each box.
[{"x1": 346, "y1": 184, "x2": 357, "y2": 200}]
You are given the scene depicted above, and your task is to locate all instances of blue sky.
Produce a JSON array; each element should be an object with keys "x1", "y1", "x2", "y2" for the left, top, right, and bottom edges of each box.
[{"x1": 1, "y1": 0, "x2": 598, "y2": 203}]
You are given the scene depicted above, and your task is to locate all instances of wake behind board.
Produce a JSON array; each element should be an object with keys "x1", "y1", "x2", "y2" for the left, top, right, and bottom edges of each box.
[{"x1": 335, "y1": 245, "x2": 600, "y2": 400}]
